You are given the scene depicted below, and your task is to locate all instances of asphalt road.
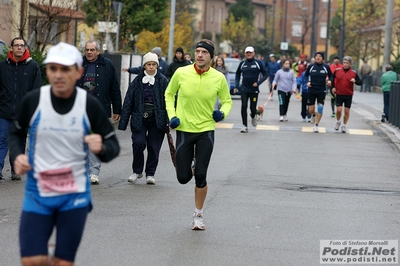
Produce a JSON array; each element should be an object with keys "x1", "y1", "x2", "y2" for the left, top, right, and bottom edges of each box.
[{"x1": 1, "y1": 84, "x2": 399, "y2": 266}]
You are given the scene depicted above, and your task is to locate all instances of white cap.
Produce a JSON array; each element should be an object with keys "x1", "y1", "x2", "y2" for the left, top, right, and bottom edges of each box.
[
  {"x1": 142, "y1": 52, "x2": 159, "y2": 66},
  {"x1": 244, "y1": 46, "x2": 255, "y2": 53},
  {"x1": 269, "y1": 53, "x2": 275, "y2": 58},
  {"x1": 44, "y1": 42, "x2": 83, "y2": 68}
]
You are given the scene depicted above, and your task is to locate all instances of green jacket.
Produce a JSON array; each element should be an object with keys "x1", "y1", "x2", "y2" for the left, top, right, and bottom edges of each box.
[
  {"x1": 380, "y1": 71, "x2": 398, "y2": 92},
  {"x1": 165, "y1": 64, "x2": 232, "y2": 133}
]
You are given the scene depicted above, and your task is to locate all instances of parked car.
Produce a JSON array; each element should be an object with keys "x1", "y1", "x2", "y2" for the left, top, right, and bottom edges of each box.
[{"x1": 224, "y1": 58, "x2": 241, "y2": 95}]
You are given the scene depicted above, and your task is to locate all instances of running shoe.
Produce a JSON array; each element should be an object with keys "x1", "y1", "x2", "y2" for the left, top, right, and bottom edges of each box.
[
  {"x1": 331, "y1": 112, "x2": 336, "y2": 117},
  {"x1": 191, "y1": 212, "x2": 205, "y2": 230},
  {"x1": 279, "y1": 116, "x2": 284, "y2": 122},
  {"x1": 90, "y1": 174, "x2": 99, "y2": 184},
  {"x1": 146, "y1": 176, "x2": 155, "y2": 185},
  {"x1": 11, "y1": 171, "x2": 21, "y2": 181},
  {"x1": 251, "y1": 117, "x2": 257, "y2": 127},
  {"x1": 303, "y1": 118, "x2": 306, "y2": 122},
  {"x1": 128, "y1": 173, "x2": 143, "y2": 183},
  {"x1": 313, "y1": 125, "x2": 319, "y2": 133},
  {"x1": 310, "y1": 116, "x2": 315, "y2": 124},
  {"x1": 240, "y1": 126, "x2": 248, "y2": 133},
  {"x1": 283, "y1": 115, "x2": 288, "y2": 121},
  {"x1": 341, "y1": 125, "x2": 347, "y2": 133},
  {"x1": 334, "y1": 121, "x2": 341, "y2": 131}
]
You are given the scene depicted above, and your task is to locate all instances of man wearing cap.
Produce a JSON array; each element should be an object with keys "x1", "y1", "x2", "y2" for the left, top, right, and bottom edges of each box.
[
  {"x1": 122, "y1": 47, "x2": 169, "y2": 75},
  {"x1": 0, "y1": 37, "x2": 42, "y2": 181},
  {"x1": 331, "y1": 56, "x2": 362, "y2": 133},
  {"x1": 77, "y1": 40, "x2": 122, "y2": 184},
  {"x1": 165, "y1": 39, "x2": 232, "y2": 230},
  {"x1": 304, "y1": 51, "x2": 334, "y2": 132},
  {"x1": 8, "y1": 42, "x2": 120, "y2": 266},
  {"x1": 268, "y1": 54, "x2": 281, "y2": 100},
  {"x1": 234, "y1": 46, "x2": 268, "y2": 133}
]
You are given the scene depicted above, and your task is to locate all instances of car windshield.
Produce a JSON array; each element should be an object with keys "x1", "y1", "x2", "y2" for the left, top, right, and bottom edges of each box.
[{"x1": 225, "y1": 60, "x2": 240, "y2": 73}]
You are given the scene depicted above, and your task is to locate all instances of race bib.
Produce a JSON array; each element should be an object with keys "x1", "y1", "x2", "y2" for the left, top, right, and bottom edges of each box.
[{"x1": 38, "y1": 167, "x2": 78, "y2": 193}]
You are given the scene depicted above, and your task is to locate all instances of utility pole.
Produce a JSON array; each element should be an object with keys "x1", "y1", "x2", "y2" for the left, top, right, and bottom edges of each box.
[
  {"x1": 339, "y1": 0, "x2": 345, "y2": 61},
  {"x1": 271, "y1": 0, "x2": 276, "y2": 52},
  {"x1": 112, "y1": 1, "x2": 123, "y2": 52},
  {"x1": 382, "y1": 0, "x2": 395, "y2": 71},
  {"x1": 282, "y1": 0, "x2": 288, "y2": 55},
  {"x1": 168, "y1": 0, "x2": 176, "y2": 64},
  {"x1": 310, "y1": 0, "x2": 319, "y2": 57},
  {"x1": 325, "y1": 0, "x2": 331, "y2": 59}
]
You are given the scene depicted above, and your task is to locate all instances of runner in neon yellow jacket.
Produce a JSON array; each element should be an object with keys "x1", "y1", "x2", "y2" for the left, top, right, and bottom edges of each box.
[{"x1": 164, "y1": 39, "x2": 232, "y2": 231}]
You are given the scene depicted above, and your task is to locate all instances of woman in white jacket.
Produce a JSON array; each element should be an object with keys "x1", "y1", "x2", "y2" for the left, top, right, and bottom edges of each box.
[{"x1": 272, "y1": 60, "x2": 297, "y2": 121}]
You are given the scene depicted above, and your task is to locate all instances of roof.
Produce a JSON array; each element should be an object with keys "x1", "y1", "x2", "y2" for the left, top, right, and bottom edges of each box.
[
  {"x1": 363, "y1": 9, "x2": 400, "y2": 32},
  {"x1": 29, "y1": 3, "x2": 85, "y2": 20}
]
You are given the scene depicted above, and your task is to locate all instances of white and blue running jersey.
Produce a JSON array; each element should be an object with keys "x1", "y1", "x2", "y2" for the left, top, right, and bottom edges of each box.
[{"x1": 26, "y1": 85, "x2": 91, "y2": 198}]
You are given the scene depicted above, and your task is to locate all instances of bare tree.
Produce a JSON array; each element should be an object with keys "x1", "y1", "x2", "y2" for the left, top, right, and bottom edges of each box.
[{"x1": 3, "y1": 0, "x2": 83, "y2": 53}]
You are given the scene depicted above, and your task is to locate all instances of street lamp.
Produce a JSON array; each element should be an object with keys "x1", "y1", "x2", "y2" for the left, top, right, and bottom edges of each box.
[
  {"x1": 271, "y1": 0, "x2": 276, "y2": 52},
  {"x1": 112, "y1": 1, "x2": 123, "y2": 52}
]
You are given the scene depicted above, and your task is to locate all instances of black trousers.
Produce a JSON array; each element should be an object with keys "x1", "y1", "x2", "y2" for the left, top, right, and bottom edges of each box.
[
  {"x1": 131, "y1": 120, "x2": 165, "y2": 176},
  {"x1": 175, "y1": 131, "x2": 214, "y2": 188},
  {"x1": 240, "y1": 91, "x2": 258, "y2": 126},
  {"x1": 278, "y1": 90, "x2": 292, "y2": 116}
]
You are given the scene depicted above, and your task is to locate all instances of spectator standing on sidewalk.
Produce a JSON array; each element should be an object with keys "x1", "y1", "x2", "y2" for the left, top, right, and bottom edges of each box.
[
  {"x1": 165, "y1": 39, "x2": 232, "y2": 230},
  {"x1": 0, "y1": 37, "x2": 42, "y2": 180},
  {"x1": 380, "y1": 64, "x2": 398, "y2": 123},
  {"x1": 234, "y1": 46, "x2": 268, "y2": 133},
  {"x1": 9, "y1": 42, "x2": 120, "y2": 266},
  {"x1": 359, "y1": 60, "x2": 372, "y2": 92},
  {"x1": 329, "y1": 56, "x2": 343, "y2": 117},
  {"x1": 332, "y1": 56, "x2": 362, "y2": 133},
  {"x1": 76, "y1": 40, "x2": 122, "y2": 184},
  {"x1": 165, "y1": 47, "x2": 190, "y2": 80},
  {"x1": 304, "y1": 52, "x2": 334, "y2": 133},
  {"x1": 118, "y1": 52, "x2": 169, "y2": 185},
  {"x1": 271, "y1": 60, "x2": 297, "y2": 122}
]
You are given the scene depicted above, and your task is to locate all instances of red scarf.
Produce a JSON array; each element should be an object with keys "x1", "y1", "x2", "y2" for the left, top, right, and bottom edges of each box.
[{"x1": 8, "y1": 49, "x2": 31, "y2": 63}]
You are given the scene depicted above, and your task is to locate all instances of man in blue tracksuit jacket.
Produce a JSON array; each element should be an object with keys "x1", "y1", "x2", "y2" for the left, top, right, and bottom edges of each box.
[
  {"x1": 268, "y1": 54, "x2": 281, "y2": 99},
  {"x1": 304, "y1": 52, "x2": 333, "y2": 133},
  {"x1": 234, "y1": 46, "x2": 268, "y2": 133}
]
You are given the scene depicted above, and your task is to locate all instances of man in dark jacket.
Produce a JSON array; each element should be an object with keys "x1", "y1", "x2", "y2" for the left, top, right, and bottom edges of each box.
[
  {"x1": 76, "y1": 40, "x2": 122, "y2": 184},
  {"x1": 304, "y1": 52, "x2": 333, "y2": 133},
  {"x1": 0, "y1": 37, "x2": 42, "y2": 180},
  {"x1": 234, "y1": 46, "x2": 268, "y2": 133},
  {"x1": 164, "y1": 47, "x2": 190, "y2": 80}
]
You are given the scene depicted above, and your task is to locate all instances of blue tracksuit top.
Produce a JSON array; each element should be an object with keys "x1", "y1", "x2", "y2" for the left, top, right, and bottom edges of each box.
[
  {"x1": 304, "y1": 62, "x2": 333, "y2": 92},
  {"x1": 235, "y1": 58, "x2": 268, "y2": 93},
  {"x1": 268, "y1": 61, "x2": 281, "y2": 83}
]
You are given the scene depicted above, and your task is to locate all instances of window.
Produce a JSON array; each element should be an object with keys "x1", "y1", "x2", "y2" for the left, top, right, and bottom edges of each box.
[
  {"x1": 218, "y1": 8, "x2": 223, "y2": 32},
  {"x1": 320, "y1": 23, "x2": 327, "y2": 39},
  {"x1": 210, "y1": 6, "x2": 214, "y2": 23},
  {"x1": 321, "y1": 0, "x2": 329, "y2": 9},
  {"x1": 255, "y1": 12, "x2": 260, "y2": 28},
  {"x1": 293, "y1": 0, "x2": 303, "y2": 8},
  {"x1": 292, "y1": 22, "x2": 302, "y2": 37}
]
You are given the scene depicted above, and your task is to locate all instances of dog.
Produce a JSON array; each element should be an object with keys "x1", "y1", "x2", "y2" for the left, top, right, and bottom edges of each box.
[{"x1": 256, "y1": 105, "x2": 264, "y2": 121}]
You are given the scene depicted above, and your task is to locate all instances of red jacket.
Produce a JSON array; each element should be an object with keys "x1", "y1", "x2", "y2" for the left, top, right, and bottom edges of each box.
[
  {"x1": 330, "y1": 63, "x2": 343, "y2": 74},
  {"x1": 333, "y1": 67, "x2": 362, "y2": 95}
]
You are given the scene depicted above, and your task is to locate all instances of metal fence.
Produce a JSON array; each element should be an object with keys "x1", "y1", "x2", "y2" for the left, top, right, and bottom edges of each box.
[{"x1": 389, "y1": 81, "x2": 400, "y2": 128}]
